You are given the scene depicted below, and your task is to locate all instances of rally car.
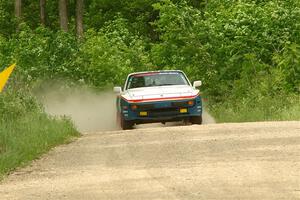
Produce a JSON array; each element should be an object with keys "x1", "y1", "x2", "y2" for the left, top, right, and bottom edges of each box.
[{"x1": 114, "y1": 70, "x2": 203, "y2": 130}]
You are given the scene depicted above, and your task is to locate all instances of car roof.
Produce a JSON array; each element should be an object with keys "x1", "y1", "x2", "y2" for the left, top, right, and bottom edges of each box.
[{"x1": 128, "y1": 70, "x2": 184, "y2": 77}]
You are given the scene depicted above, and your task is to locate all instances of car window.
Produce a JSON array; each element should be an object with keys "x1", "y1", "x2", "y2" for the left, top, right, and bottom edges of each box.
[{"x1": 127, "y1": 72, "x2": 189, "y2": 89}]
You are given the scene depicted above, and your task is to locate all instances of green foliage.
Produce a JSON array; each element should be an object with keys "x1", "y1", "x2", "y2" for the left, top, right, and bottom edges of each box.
[
  {"x1": 204, "y1": 0, "x2": 300, "y2": 95},
  {"x1": 0, "y1": 89, "x2": 40, "y2": 122},
  {"x1": 273, "y1": 44, "x2": 300, "y2": 92},
  {"x1": 85, "y1": 0, "x2": 157, "y2": 37},
  {"x1": 0, "y1": 18, "x2": 152, "y2": 87},
  {"x1": 0, "y1": 0, "x2": 15, "y2": 36},
  {"x1": 0, "y1": 25, "x2": 80, "y2": 82},
  {"x1": 209, "y1": 94, "x2": 300, "y2": 122},
  {"x1": 151, "y1": 0, "x2": 213, "y2": 82},
  {"x1": 147, "y1": 0, "x2": 300, "y2": 123},
  {"x1": 77, "y1": 18, "x2": 152, "y2": 87}
]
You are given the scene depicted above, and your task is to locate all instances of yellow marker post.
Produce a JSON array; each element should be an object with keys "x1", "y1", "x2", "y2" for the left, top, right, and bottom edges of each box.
[{"x1": 0, "y1": 64, "x2": 16, "y2": 92}]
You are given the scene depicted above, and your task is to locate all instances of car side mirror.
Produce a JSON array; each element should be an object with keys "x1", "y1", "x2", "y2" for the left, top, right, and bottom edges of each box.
[
  {"x1": 193, "y1": 81, "x2": 202, "y2": 88},
  {"x1": 113, "y1": 86, "x2": 122, "y2": 93}
]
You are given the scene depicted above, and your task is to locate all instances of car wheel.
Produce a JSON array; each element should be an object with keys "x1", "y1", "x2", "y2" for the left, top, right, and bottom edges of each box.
[
  {"x1": 190, "y1": 115, "x2": 202, "y2": 125},
  {"x1": 121, "y1": 116, "x2": 134, "y2": 130}
]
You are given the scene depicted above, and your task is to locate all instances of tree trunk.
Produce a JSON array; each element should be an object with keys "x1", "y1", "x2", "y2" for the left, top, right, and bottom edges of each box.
[
  {"x1": 40, "y1": 0, "x2": 46, "y2": 26},
  {"x1": 15, "y1": 0, "x2": 21, "y2": 18},
  {"x1": 15, "y1": 0, "x2": 21, "y2": 31},
  {"x1": 76, "y1": 0, "x2": 84, "y2": 38},
  {"x1": 59, "y1": 0, "x2": 68, "y2": 32}
]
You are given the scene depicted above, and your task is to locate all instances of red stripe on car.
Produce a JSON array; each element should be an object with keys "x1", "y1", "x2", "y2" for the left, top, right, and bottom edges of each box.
[{"x1": 121, "y1": 94, "x2": 199, "y2": 103}]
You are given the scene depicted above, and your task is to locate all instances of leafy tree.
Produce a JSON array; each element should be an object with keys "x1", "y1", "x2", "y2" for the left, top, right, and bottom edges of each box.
[{"x1": 0, "y1": 1, "x2": 15, "y2": 36}]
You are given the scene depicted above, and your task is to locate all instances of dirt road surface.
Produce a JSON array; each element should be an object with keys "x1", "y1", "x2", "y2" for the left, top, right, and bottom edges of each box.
[{"x1": 1, "y1": 121, "x2": 300, "y2": 200}]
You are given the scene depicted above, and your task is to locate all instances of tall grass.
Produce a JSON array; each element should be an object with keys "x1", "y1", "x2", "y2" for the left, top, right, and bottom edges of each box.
[
  {"x1": 0, "y1": 89, "x2": 79, "y2": 179},
  {"x1": 208, "y1": 94, "x2": 300, "y2": 123}
]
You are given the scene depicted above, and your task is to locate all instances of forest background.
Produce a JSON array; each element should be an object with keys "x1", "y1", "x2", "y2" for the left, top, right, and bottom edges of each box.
[{"x1": 0, "y1": 0, "x2": 299, "y2": 177}]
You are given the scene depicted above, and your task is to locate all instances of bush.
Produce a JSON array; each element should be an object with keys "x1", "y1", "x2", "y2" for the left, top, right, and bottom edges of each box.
[
  {"x1": 0, "y1": 25, "x2": 80, "y2": 83},
  {"x1": 76, "y1": 18, "x2": 152, "y2": 87}
]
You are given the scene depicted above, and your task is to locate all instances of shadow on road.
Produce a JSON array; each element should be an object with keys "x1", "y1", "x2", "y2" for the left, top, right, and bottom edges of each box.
[{"x1": 136, "y1": 111, "x2": 216, "y2": 129}]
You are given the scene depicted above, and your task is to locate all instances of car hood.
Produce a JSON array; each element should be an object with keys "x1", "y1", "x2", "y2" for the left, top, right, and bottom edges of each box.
[{"x1": 121, "y1": 85, "x2": 199, "y2": 102}]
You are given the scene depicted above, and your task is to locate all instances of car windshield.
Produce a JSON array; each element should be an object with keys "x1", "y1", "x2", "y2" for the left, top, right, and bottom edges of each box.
[{"x1": 127, "y1": 72, "x2": 189, "y2": 89}]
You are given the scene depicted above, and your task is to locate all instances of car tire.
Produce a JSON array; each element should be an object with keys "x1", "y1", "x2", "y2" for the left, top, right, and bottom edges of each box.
[
  {"x1": 190, "y1": 115, "x2": 203, "y2": 125},
  {"x1": 121, "y1": 116, "x2": 134, "y2": 130}
]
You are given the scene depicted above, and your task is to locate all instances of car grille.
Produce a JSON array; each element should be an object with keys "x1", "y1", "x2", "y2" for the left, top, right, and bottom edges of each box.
[
  {"x1": 137, "y1": 101, "x2": 192, "y2": 110},
  {"x1": 172, "y1": 101, "x2": 188, "y2": 107},
  {"x1": 149, "y1": 108, "x2": 179, "y2": 117},
  {"x1": 137, "y1": 104, "x2": 155, "y2": 110}
]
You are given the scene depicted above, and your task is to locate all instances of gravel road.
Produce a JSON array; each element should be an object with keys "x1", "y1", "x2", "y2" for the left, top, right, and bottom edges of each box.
[{"x1": 1, "y1": 121, "x2": 300, "y2": 200}]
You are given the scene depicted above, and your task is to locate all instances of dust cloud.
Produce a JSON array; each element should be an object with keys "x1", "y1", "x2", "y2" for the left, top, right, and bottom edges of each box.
[
  {"x1": 36, "y1": 86, "x2": 118, "y2": 133},
  {"x1": 202, "y1": 110, "x2": 216, "y2": 124},
  {"x1": 35, "y1": 84, "x2": 215, "y2": 133}
]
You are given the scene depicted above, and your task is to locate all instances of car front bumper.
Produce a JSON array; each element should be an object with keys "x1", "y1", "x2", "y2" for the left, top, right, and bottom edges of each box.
[{"x1": 119, "y1": 96, "x2": 202, "y2": 123}]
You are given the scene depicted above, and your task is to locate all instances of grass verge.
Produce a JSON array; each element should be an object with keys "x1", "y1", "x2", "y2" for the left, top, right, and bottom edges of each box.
[
  {"x1": 0, "y1": 89, "x2": 79, "y2": 179},
  {"x1": 0, "y1": 113, "x2": 79, "y2": 179},
  {"x1": 208, "y1": 94, "x2": 300, "y2": 123}
]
